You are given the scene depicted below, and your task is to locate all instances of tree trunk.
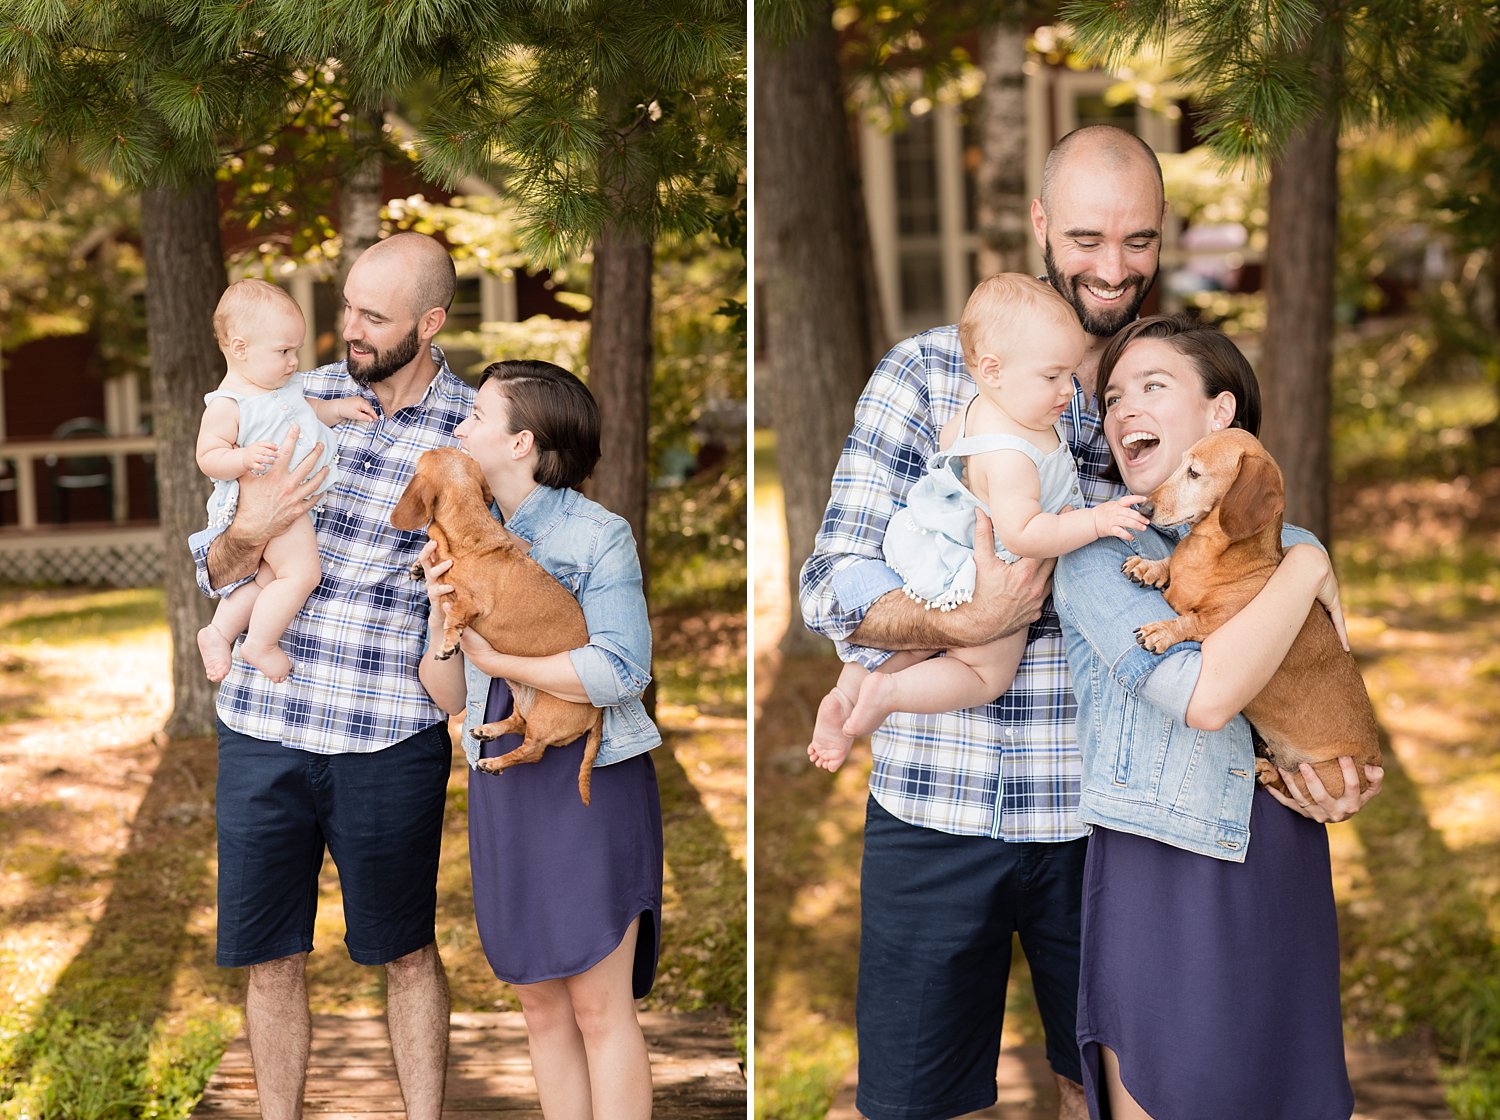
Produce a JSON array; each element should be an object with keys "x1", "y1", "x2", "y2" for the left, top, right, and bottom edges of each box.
[
  {"x1": 1262, "y1": 113, "x2": 1338, "y2": 543},
  {"x1": 587, "y1": 223, "x2": 653, "y2": 564},
  {"x1": 338, "y1": 101, "x2": 385, "y2": 286},
  {"x1": 756, "y1": 0, "x2": 878, "y2": 654},
  {"x1": 141, "y1": 179, "x2": 230, "y2": 739},
  {"x1": 588, "y1": 83, "x2": 656, "y2": 716},
  {"x1": 975, "y1": 20, "x2": 1031, "y2": 278}
]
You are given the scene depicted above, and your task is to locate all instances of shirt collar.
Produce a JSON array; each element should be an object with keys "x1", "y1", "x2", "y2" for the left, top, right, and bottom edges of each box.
[{"x1": 501, "y1": 483, "x2": 569, "y2": 542}]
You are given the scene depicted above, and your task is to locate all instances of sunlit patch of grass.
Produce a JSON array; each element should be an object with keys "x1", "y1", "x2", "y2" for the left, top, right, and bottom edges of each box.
[{"x1": 0, "y1": 588, "x2": 166, "y2": 646}]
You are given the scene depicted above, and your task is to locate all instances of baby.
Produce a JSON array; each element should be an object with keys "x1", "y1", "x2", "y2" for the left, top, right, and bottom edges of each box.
[
  {"x1": 809, "y1": 273, "x2": 1148, "y2": 771},
  {"x1": 194, "y1": 279, "x2": 375, "y2": 683}
]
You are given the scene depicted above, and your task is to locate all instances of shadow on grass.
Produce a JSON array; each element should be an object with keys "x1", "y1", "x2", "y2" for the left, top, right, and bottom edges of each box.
[
  {"x1": 655, "y1": 730, "x2": 748, "y2": 1021},
  {"x1": 0, "y1": 734, "x2": 237, "y2": 1110},
  {"x1": 1343, "y1": 725, "x2": 1500, "y2": 1074},
  {"x1": 752, "y1": 648, "x2": 863, "y2": 1028}
]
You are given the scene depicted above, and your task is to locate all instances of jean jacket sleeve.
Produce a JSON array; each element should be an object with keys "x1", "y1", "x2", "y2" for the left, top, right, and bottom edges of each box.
[
  {"x1": 568, "y1": 516, "x2": 653, "y2": 708},
  {"x1": 796, "y1": 337, "x2": 940, "y2": 669},
  {"x1": 1054, "y1": 533, "x2": 1205, "y2": 720}
]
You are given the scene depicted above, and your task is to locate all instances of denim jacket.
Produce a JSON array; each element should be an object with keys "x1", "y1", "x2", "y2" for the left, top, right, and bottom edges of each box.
[
  {"x1": 1054, "y1": 522, "x2": 1319, "y2": 861},
  {"x1": 458, "y1": 483, "x2": 661, "y2": 769}
]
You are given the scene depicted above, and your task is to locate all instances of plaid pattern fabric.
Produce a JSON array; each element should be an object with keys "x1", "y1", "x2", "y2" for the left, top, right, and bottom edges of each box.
[
  {"x1": 798, "y1": 324, "x2": 1122, "y2": 839},
  {"x1": 194, "y1": 353, "x2": 476, "y2": 754}
]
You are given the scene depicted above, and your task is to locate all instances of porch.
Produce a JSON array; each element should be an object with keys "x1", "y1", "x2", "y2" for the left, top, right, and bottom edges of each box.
[{"x1": 0, "y1": 433, "x2": 164, "y2": 587}]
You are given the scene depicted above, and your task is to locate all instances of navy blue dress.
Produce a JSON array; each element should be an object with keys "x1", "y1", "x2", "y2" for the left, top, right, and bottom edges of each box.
[
  {"x1": 469, "y1": 679, "x2": 663, "y2": 997},
  {"x1": 1077, "y1": 788, "x2": 1353, "y2": 1119}
]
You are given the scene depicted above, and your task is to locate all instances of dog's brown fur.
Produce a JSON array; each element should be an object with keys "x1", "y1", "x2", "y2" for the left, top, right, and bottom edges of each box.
[
  {"x1": 1122, "y1": 429, "x2": 1380, "y2": 800},
  {"x1": 392, "y1": 447, "x2": 602, "y2": 804}
]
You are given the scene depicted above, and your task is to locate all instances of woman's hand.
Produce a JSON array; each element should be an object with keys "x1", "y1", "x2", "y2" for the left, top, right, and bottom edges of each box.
[
  {"x1": 417, "y1": 540, "x2": 453, "y2": 612},
  {"x1": 1267, "y1": 756, "x2": 1384, "y2": 823}
]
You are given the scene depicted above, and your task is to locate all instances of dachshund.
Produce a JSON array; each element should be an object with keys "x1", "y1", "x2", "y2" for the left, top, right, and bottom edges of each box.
[
  {"x1": 392, "y1": 447, "x2": 601, "y2": 805},
  {"x1": 1122, "y1": 429, "x2": 1380, "y2": 800}
]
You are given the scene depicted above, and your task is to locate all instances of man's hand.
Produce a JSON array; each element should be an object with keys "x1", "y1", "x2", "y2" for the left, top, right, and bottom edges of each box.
[
  {"x1": 950, "y1": 509, "x2": 1054, "y2": 645},
  {"x1": 851, "y1": 509, "x2": 1054, "y2": 651},
  {"x1": 206, "y1": 424, "x2": 330, "y2": 588}
]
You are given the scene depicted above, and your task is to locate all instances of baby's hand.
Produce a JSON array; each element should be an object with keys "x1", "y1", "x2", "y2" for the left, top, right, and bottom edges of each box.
[
  {"x1": 336, "y1": 396, "x2": 378, "y2": 423},
  {"x1": 240, "y1": 441, "x2": 279, "y2": 476},
  {"x1": 1092, "y1": 495, "x2": 1151, "y2": 542}
]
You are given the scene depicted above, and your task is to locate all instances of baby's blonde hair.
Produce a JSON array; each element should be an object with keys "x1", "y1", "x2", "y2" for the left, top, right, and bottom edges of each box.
[
  {"x1": 958, "y1": 273, "x2": 1080, "y2": 372},
  {"x1": 213, "y1": 278, "x2": 303, "y2": 349}
]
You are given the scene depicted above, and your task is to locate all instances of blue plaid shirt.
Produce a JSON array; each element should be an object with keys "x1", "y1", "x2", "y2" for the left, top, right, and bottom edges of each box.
[
  {"x1": 798, "y1": 324, "x2": 1122, "y2": 840},
  {"x1": 191, "y1": 351, "x2": 476, "y2": 754}
]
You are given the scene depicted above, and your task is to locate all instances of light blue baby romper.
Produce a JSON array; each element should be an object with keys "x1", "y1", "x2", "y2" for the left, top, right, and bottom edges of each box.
[
  {"x1": 882, "y1": 400, "x2": 1084, "y2": 611},
  {"x1": 202, "y1": 378, "x2": 341, "y2": 531}
]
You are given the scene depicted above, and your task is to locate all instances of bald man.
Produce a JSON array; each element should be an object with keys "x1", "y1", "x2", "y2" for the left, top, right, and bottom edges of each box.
[
  {"x1": 191, "y1": 232, "x2": 476, "y2": 1120},
  {"x1": 799, "y1": 127, "x2": 1168, "y2": 1120}
]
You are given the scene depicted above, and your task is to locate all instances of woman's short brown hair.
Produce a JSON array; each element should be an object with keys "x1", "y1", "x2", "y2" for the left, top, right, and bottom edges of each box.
[
  {"x1": 1094, "y1": 314, "x2": 1262, "y2": 480},
  {"x1": 478, "y1": 360, "x2": 602, "y2": 490}
]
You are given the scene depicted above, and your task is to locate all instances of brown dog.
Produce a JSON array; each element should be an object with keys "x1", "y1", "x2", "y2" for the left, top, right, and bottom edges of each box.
[
  {"x1": 1121, "y1": 429, "x2": 1380, "y2": 800},
  {"x1": 391, "y1": 447, "x2": 602, "y2": 805}
]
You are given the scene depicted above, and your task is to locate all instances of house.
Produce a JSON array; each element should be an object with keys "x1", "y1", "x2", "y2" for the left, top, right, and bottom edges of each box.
[{"x1": 0, "y1": 139, "x2": 581, "y2": 585}]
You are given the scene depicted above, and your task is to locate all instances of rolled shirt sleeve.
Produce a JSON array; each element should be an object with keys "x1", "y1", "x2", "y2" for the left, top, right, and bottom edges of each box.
[{"x1": 797, "y1": 337, "x2": 944, "y2": 667}]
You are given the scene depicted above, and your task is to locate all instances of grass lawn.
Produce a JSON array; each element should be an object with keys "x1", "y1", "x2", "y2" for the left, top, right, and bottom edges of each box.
[
  {"x1": 753, "y1": 422, "x2": 1500, "y2": 1119},
  {"x1": 0, "y1": 572, "x2": 746, "y2": 1117}
]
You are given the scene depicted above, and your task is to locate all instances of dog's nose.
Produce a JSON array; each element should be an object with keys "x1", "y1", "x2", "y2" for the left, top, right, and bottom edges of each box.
[{"x1": 1137, "y1": 500, "x2": 1155, "y2": 522}]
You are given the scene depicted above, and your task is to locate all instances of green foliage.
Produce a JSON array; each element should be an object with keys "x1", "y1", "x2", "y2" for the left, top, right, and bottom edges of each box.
[
  {"x1": 0, "y1": 1, "x2": 746, "y2": 268},
  {"x1": 1061, "y1": 0, "x2": 1496, "y2": 169},
  {"x1": 0, "y1": 158, "x2": 146, "y2": 374},
  {"x1": 405, "y1": 1, "x2": 747, "y2": 264}
]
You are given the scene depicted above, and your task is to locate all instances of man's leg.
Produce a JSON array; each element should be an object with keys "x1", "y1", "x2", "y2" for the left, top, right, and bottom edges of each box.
[
  {"x1": 322, "y1": 724, "x2": 452, "y2": 1118},
  {"x1": 1017, "y1": 837, "x2": 1091, "y2": 1120},
  {"x1": 1055, "y1": 1072, "x2": 1088, "y2": 1120},
  {"x1": 386, "y1": 942, "x2": 450, "y2": 1120},
  {"x1": 245, "y1": 953, "x2": 312, "y2": 1120},
  {"x1": 855, "y1": 796, "x2": 1020, "y2": 1120}
]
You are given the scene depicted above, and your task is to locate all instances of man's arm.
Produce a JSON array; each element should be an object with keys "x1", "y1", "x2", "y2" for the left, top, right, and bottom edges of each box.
[
  {"x1": 203, "y1": 423, "x2": 329, "y2": 589},
  {"x1": 798, "y1": 334, "x2": 1053, "y2": 660}
]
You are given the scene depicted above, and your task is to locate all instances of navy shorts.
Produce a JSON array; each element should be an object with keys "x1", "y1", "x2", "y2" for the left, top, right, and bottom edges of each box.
[
  {"x1": 856, "y1": 795, "x2": 1088, "y2": 1120},
  {"x1": 214, "y1": 719, "x2": 452, "y2": 968}
]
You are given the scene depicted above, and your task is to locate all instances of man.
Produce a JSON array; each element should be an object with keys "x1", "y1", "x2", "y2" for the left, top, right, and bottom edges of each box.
[
  {"x1": 799, "y1": 125, "x2": 1168, "y2": 1120},
  {"x1": 191, "y1": 232, "x2": 475, "y2": 1120}
]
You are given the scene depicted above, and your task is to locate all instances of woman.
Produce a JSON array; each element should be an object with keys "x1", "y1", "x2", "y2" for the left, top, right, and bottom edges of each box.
[
  {"x1": 1053, "y1": 316, "x2": 1384, "y2": 1120},
  {"x1": 418, "y1": 359, "x2": 663, "y2": 1119}
]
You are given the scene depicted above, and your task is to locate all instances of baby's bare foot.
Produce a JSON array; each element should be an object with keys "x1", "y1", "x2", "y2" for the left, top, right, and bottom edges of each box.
[
  {"x1": 197, "y1": 625, "x2": 234, "y2": 682},
  {"x1": 807, "y1": 687, "x2": 856, "y2": 772},
  {"x1": 240, "y1": 640, "x2": 292, "y2": 683},
  {"x1": 844, "y1": 672, "x2": 898, "y2": 740}
]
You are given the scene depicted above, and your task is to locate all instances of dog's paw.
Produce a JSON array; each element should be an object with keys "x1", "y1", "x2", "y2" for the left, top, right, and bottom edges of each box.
[
  {"x1": 1134, "y1": 621, "x2": 1176, "y2": 653},
  {"x1": 435, "y1": 644, "x2": 459, "y2": 661},
  {"x1": 474, "y1": 756, "x2": 505, "y2": 773},
  {"x1": 1122, "y1": 556, "x2": 1169, "y2": 588}
]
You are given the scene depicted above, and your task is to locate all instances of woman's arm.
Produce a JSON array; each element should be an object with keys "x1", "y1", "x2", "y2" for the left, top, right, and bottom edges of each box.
[
  {"x1": 450, "y1": 514, "x2": 651, "y2": 709},
  {"x1": 415, "y1": 544, "x2": 467, "y2": 714},
  {"x1": 456, "y1": 630, "x2": 590, "y2": 705},
  {"x1": 1183, "y1": 543, "x2": 1341, "y2": 731}
]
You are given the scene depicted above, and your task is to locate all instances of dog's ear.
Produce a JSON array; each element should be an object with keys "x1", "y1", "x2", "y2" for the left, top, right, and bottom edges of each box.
[
  {"x1": 391, "y1": 469, "x2": 437, "y2": 530},
  {"x1": 1218, "y1": 452, "x2": 1284, "y2": 541}
]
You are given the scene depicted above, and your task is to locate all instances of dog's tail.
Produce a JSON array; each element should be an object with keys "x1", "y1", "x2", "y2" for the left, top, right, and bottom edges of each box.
[{"x1": 578, "y1": 713, "x2": 603, "y2": 806}]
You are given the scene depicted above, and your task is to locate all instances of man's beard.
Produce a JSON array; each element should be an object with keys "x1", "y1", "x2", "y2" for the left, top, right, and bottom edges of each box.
[
  {"x1": 348, "y1": 322, "x2": 422, "y2": 386},
  {"x1": 1043, "y1": 240, "x2": 1154, "y2": 338}
]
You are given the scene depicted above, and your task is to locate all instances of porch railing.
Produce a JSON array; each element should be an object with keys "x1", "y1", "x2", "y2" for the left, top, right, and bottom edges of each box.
[{"x1": 0, "y1": 435, "x2": 157, "y2": 530}]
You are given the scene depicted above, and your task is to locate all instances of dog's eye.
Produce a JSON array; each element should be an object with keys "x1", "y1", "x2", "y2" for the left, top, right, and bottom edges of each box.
[{"x1": 1185, "y1": 467, "x2": 1200, "y2": 480}]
